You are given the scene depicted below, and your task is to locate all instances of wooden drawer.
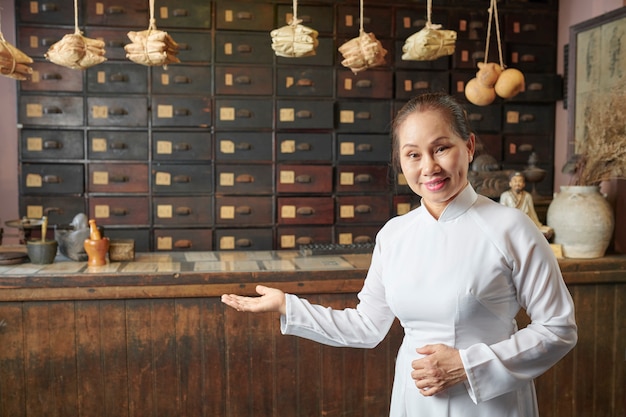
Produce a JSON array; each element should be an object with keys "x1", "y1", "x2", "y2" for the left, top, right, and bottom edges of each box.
[
  {"x1": 151, "y1": 96, "x2": 211, "y2": 128},
  {"x1": 509, "y1": 74, "x2": 563, "y2": 102},
  {"x1": 503, "y1": 135, "x2": 554, "y2": 164},
  {"x1": 215, "y1": 132, "x2": 272, "y2": 162},
  {"x1": 337, "y1": 69, "x2": 393, "y2": 99},
  {"x1": 88, "y1": 131, "x2": 149, "y2": 161},
  {"x1": 395, "y1": 7, "x2": 449, "y2": 39},
  {"x1": 395, "y1": 70, "x2": 449, "y2": 99},
  {"x1": 453, "y1": 40, "x2": 500, "y2": 70},
  {"x1": 87, "y1": 97, "x2": 148, "y2": 127},
  {"x1": 450, "y1": 71, "x2": 475, "y2": 101},
  {"x1": 337, "y1": 101, "x2": 391, "y2": 133},
  {"x1": 154, "y1": 0, "x2": 211, "y2": 29},
  {"x1": 215, "y1": 32, "x2": 273, "y2": 65},
  {"x1": 85, "y1": 0, "x2": 149, "y2": 26},
  {"x1": 215, "y1": 196, "x2": 273, "y2": 225},
  {"x1": 276, "y1": 133, "x2": 332, "y2": 162},
  {"x1": 214, "y1": 228, "x2": 272, "y2": 251},
  {"x1": 88, "y1": 163, "x2": 149, "y2": 193},
  {"x1": 275, "y1": 67, "x2": 334, "y2": 97},
  {"x1": 21, "y1": 129, "x2": 84, "y2": 160},
  {"x1": 21, "y1": 62, "x2": 83, "y2": 92},
  {"x1": 152, "y1": 163, "x2": 212, "y2": 194},
  {"x1": 276, "y1": 226, "x2": 333, "y2": 249},
  {"x1": 152, "y1": 66, "x2": 212, "y2": 95},
  {"x1": 152, "y1": 131, "x2": 212, "y2": 161},
  {"x1": 448, "y1": 9, "x2": 488, "y2": 40},
  {"x1": 394, "y1": 40, "x2": 448, "y2": 71},
  {"x1": 335, "y1": 225, "x2": 380, "y2": 245},
  {"x1": 476, "y1": 133, "x2": 503, "y2": 161},
  {"x1": 393, "y1": 195, "x2": 421, "y2": 217},
  {"x1": 335, "y1": 165, "x2": 390, "y2": 193},
  {"x1": 276, "y1": 164, "x2": 333, "y2": 194},
  {"x1": 337, "y1": 134, "x2": 391, "y2": 163},
  {"x1": 19, "y1": 0, "x2": 75, "y2": 24},
  {"x1": 337, "y1": 6, "x2": 392, "y2": 38},
  {"x1": 507, "y1": 44, "x2": 556, "y2": 73},
  {"x1": 89, "y1": 196, "x2": 150, "y2": 225},
  {"x1": 215, "y1": 98, "x2": 273, "y2": 129},
  {"x1": 153, "y1": 196, "x2": 212, "y2": 226},
  {"x1": 277, "y1": 37, "x2": 335, "y2": 67},
  {"x1": 503, "y1": 104, "x2": 554, "y2": 135},
  {"x1": 277, "y1": 197, "x2": 334, "y2": 225},
  {"x1": 215, "y1": 3, "x2": 274, "y2": 31},
  {"x1": 102, "y1": 228, "x2": 150, "y2": 252},
  {"x1": 17, "y1": 26, "x2": 65, "y2": 58},
  {"x1": 19, "y1": 95, "x2": 83, "y2": 127},
  {"x1": 214, "y1": 66, "x2": 273, "y2": 96},
  {"x1": 169, "y1": 31, "x2": 212, "y2": 63},
  {"x1": 215, "y1": 164, "x2": 273, "y2": 195},
  {"x1": 20, "y1": 196, "x2": 86, "y2": 225},
  {"x1": 87, "y1": 63, "x2": 148, "y2": 94},
  {"x1": 21, "y1": 163, "x2": 84, "y2": 195},
  {"x1": 336, "y1": 195, "x2": 391, "y2": 224},
  {"x1": 276, "y1": 100, "x2": 335, "y2": 130},
  {"x1": 465, "y1": 103, "x2": 502, "y2": 133},
  {"x1": 505, "y1": 13, "x2": 557, "y2": 44},
  {"x1": 277, "y1": 5, "x2": 334, "y2": 34},
  {"x1": 154, "y1": 229, "x2": 213, "y2": 251},
  {"x1": 84, "y1": 28, "x2": 130, "y2": 60}
]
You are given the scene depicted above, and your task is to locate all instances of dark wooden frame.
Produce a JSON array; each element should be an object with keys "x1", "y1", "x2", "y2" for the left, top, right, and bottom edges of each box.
[{"x1": 566, "y1": 6, "x2": 626, "y2": 158}]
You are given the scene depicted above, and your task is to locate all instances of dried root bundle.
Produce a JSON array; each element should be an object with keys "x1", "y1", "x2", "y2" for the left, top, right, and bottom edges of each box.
[
  {"x1": 45, "y1": 31, "x2": 106, "y2": 70},
  {"x1": 402, "y1": 24, "x2": 457, "y2": 61},
  {"x1": 338, "y1": 31, "x2": 387, "y2": 74},
  {"x1": 271, "y1": 20, "x2": 319, "y2": 58},
  {"x1": 0, "y1": 33, "x2": 34, "y2": 80},
  {"x1": 125, "y1": 28, "x2": 180, "y2": 67}
]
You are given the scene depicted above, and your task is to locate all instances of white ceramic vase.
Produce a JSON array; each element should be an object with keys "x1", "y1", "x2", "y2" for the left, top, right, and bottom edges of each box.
[{"x1": 547, "y1": 185, "x2": 614, "y2": 258}]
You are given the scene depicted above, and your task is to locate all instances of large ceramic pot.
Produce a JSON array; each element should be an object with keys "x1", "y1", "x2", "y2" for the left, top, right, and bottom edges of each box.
[{"x1": 547, "y1": 185, "x2": 614, "y2": 258}]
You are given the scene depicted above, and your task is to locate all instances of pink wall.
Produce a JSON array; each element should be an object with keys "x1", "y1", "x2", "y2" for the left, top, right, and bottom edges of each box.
[{"x1": 0, "y1": 1, "x2": 623, "y2": 245}]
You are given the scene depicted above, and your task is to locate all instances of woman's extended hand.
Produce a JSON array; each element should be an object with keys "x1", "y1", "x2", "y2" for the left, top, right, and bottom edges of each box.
[
  {"x1": 411, "y1": 344, "x2": 467, "y2": 396},
  {"x1": 221, "y1": 285, "x2": 287, "y2": 315}
]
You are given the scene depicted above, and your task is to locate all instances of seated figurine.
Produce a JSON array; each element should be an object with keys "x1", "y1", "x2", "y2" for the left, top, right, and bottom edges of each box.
[{"x1": 499, "y1": 172, "x2": 554, "y2": 240}]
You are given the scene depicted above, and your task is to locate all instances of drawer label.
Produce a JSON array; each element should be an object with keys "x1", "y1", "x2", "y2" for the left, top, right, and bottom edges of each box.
[
  {"x1": 225, "y1": 73, "x2": 233, "y2": 86},
  {"x1": 506, "y1": 111, "x2": 520, "y2": 124},
  {"x1": 92, "y1": 171, "x2": 109, "y2": 185},
  {"x1": 279, "y1": 170, "x2": 295, "y2": 184},
  {"x1": 339, "y1": 110, "x2": 354, "y2": 124},
  {"x1": 26, "y1": 137, "x2": 43, "y2": 152},
  {"x1": 95, "y1": 2, "x2": 104, "y2": 15},
  {"x1": 157, "y1": 140, "x2": 173, "y2": 154},
  {"x1": 397, "y1": 202, "x2": 411, "y2": 216},
  {"x1": 340, "y1": 205, "x2": 355, "y2": 218},
  {"x1": 26, "y1": 103, "x2": 43, "y2": 118},
  {"x1": 29, "y1": 35, "x2": 38, "y2": 49},
  {"x1": 157, "y1": 205, "x2": 173, "y2": 218},
  {"x1": 345, "y1": 15, "x2": 354, "y2": 27},
  {"x1": 30, "y1": 1, "x2": 39, "y2": 14},
  {"x1": 155, "y1": 172, "x2": 172, "y2": 186},
  {"x1": 220, "y1": 172, "x2": 235, "y2": 186},
  {"x1": 281, "y1": 205, "x2": 296, "y2": 219},
  {"x1": 340, "y1": 142, "x2": 355, "y2": 155},
  {"x1": 26, "y1": 205, "x2": 43, "y2": 219},
  {"x1": 92, "y1": 138, "x2": 107, "y2": 152},
  {"x1": 159, "y1": 6, "x2": 169, "y2": 19},
  {"x1": 97, "y1": 71, "x2": 106, "y2": 84},
  {"x1": 340, "y1": 172, "x2": 354, "y2": 185},
  {"x1": 94, "y1": 205, "x2": 110, "y2": 218},
  {"x1": 338, "y1": 233, "x2": 353, "y2": 245},
  {"x1": 344, "y1": 78, "x2": 353, "y2": 90},
  {"x1": 157, "y1": 236, "x2": 173, "y2": 250},
  {"x1": 224, "y1": 42, "x2": 233, "y2": 55},
  {"x1": 220, "y1": 236, "x2": 235, "y2": 250},
  {"x1": 280, "y1": 235, "x2": 296, "y2": 249},
  {"x1": 225, "y1": 10, "x2": 234, "y2": 22},
  {"x1": 279, "y1": 108, "x2": 295, "y2": 122},
  {"x1": 92, "y1": 106, "x2": 109, "y2": 119},
  {"x1": 157, "y1": 105, "x2": 174, "y2": 119},
  {"x1": 285, "y1": 76, "x2": 294, "y2": 88},
  {"x1": 280, "y1": 140, "x2": 296, "y2": 154},
  {"x1": 220, "y1": 140, "x2": 235, "y2": 154},
  {"x1": 25, "y1": 173, "x2": 42, "y2": 187},
  {"x1": 220, "y1": 206, "x2": 235, "y2": 219},
  {"x1": 160, "y1": 74, "x2": 170, "y2": 85},
  {"x1": 220, "y1": 107, "x2": 235, "y2": 121},
  {"x1": 397, "y1": 173, "x2": 408, "y2": 185}
]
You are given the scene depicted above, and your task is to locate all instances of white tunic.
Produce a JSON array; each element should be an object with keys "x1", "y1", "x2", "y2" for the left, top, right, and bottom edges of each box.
[{"x1": 281, "y1": 185, "x2": 577, "y2": 417}]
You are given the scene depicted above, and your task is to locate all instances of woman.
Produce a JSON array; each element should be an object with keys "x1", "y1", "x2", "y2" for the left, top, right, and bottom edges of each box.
[{"x1": 222, "y1": 92, "x2": 577, "y2": 416}]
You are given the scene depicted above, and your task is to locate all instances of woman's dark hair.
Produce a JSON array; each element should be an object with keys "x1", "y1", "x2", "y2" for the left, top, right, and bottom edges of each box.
[{"x1": 391, "y1": 92, "x2": 473, "y2": 173}]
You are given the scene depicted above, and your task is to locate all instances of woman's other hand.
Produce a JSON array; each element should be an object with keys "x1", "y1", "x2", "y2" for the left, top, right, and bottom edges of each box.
[
  {"x1": 221, "y1": 285, "x2": 287, "y2": 315},
  {"x1": 411, "y1": 344, "x2": 467, "y2": 396}
]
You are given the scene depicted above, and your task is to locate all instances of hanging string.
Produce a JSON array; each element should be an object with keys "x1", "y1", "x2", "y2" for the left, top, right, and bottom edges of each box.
[
  {"x1": 148, "y1": 0, "x2": 156, "y2": 31},
  {"x1": 426, "y1": 0, "x2": 433, "y2": 27},
  {"x1": 483, "y1": 0, "x2": 505, "y2": 68},
  {"x1": 292, "y1": 0, "x2": 298, "y2": 24},
  {"x1": 359, "y1": 0, "x2": 364, "y2": 35},
  {"x1": 73, "y1": 0, "x2": 79, "y2": 33}
]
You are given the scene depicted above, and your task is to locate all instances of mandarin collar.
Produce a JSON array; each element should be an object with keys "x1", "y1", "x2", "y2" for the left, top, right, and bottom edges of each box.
[{"x1": 435, "y1": 184, "x2": 478, "y2": 222}]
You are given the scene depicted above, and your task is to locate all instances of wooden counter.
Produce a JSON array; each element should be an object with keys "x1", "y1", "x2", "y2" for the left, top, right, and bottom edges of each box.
[{"x1": 0, "y1": 250, "x2": 624, "y2": 417}]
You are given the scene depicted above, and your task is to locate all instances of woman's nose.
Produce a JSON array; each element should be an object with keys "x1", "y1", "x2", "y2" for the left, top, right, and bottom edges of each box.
[{"x1": 421, "y1": 155, "x2": 440, "y2": 175}]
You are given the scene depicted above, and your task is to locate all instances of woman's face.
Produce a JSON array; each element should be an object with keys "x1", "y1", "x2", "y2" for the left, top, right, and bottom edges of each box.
[{"x1": 397, "y1": 110, "x2": 475, "y2": 219}]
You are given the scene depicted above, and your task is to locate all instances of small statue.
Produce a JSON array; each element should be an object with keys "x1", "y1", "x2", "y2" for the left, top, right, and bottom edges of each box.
[
  {"x1": 500, "y1": 172, "x2": 554, "y2": 240},
  {"x1": 55, "y1": 213, "x2": 90, "y2": 261}
]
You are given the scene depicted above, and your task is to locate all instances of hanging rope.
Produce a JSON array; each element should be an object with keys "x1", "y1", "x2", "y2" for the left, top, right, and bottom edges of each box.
[
  {"x1": 270, "y1": 0, "x2": 319, "y2": 58},
  {"x1": 483, "y1": 0, "x2": 504, "y2": 68}
]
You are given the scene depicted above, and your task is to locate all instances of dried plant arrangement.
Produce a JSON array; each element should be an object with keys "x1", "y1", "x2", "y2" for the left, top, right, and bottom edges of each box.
[
  {"x1": 0, "y1": 9, "x2": 33, "y2": 80},
  {"x1": 270, "y1": 0, "x2": 319, "y2": 58},
  {"x1": 565, "y1": 85, "x2": 626, "y2": 185}
]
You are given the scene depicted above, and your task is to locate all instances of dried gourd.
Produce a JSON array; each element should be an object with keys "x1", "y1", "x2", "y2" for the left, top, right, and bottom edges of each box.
[
  {"x1": 0, "y1": 33, "x2": 33, "y2": 80},
  {"x1": 338, "y1": 31, "x2": 387, "y2": 74},
  {"x1": 45, "y1": 31, "x2": 106, "y2": 69}
]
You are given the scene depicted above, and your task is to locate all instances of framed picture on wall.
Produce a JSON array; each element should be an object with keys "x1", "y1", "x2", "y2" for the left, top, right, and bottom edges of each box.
[{"x1": 567, "y1": 6, "x2": 626, "y2": 158}]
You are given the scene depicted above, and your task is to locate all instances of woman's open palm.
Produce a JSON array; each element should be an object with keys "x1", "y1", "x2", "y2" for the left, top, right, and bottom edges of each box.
[{"x1": 221, "y1": 285, "x2": 287, "y2": 315}]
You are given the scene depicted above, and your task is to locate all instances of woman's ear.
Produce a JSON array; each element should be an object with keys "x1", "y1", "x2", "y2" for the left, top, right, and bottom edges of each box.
[{"x1": 467, "y1": 134, "x2": 476, "y2": 162}]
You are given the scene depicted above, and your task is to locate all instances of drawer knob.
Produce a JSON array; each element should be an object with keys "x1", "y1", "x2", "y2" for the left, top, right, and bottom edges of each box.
[
  {"x1": 468, "y1": 113, "x2": 483, "y2": 122},
  {"x1": 296, "y1": 143, "x2": 312, "y2": 151},
  {"x1": 517, "y1": 144, "x2": 533, "y2": 152},
  {"x1": 521, "y1": 54, "x2": 536, "y2": 63},
  {"x1": 172, "y1": 9, "x2": 189, "y2": 17},
  {"x1": 109, "y1": 107, "x2": 128, "y2": 116},
  {"x1": 43, "y1": 106, "x2": 62, "y2": 114},
  {"x1": 520, "y1": 114, "x2": 535, "y2": 123},
  {"x1": 41, "y1": 72, "x2": 62, "y2": 80},
  {"x1": 107, "y1": 40, "x2": 126, "y2": 48},
  {"x1": 356, "y1": 143, "x2": 373, "y2": 152},
  {"x1": 106, "y1": 6, "x2": 125, "y2": 15},
  {"x1": 174, "y1": 108, "x2": 191, "y2": 117},
  {"x1": 528, "y1": 82, "x2": 543, "y2": 91},
  {"x1": 174, "y1": 239, "x2": 192, "y2": 249},
  {"x1": 354, "y1": 235, "x2": 372, "y2": 244},
  {"x1": 235, "y1": 174, "x2": 254, "y2": 183},
  {"x1": 522, "y1": 23, "x2": 537, "y2": 32},
  {"x1": 43, "y1": 140, "x2": 61, "y2": 149},
  {"x1": 296, "y1": 110, "x2": 312, "y2": 119},
  {"x1": 295, "y1": 174, "x2": 312, "y2": 183},
  {"x1": 235, "y1": 238, "x2": 252, "y2": 247},
  {"x1": 110, "y1": 175, "x2": 129, "y2": 183},
  {"x1": 177, "y1": 42, "x2": 190, "y2": 51},
  {"x1": 174, "y1": 143, "x2": 191, "y2": 151},
  {"x1": 236, "y1": 109, "x2": 252, "y2": 118},
  {"x1": 355, "y1": 80, "x2": 372, "y2": 88},
  {"x1": 471, "y1": 51, "x2": 485, "y2": 61},
  {"x1": 414, "y1": 80, "x2": 430, "y2": 90},
  {"x1": 173, "y1": 76, "x2": 191, "y2": 84},
  {"x1": 236, "y1": 142, "x2": 252, "y2": 151},
  {"x1": 41, "y1": 37, "x2": 59, "y2": 47},
  {"x1": 469, "y1": 21, "x2": 484, "y2": 30},
  {"x1": 295, "y1": 236, "x2": 313, "y2": 245},
  {"x1": 235, "y1": 76, "x2": 251, "y2": 85},
  {"x1": 237, "y1": 11, "x2": 253, "y2": 20},
  {"x1": 296, "y1": 207, "x2": 314, "y2": 216},
  {"x1": 110, "y1": 73, "x2": 128, "y2": 82},
  {"x1": 355, "y1": 204, "x2": 371, "y2": 214},
  {"x1": 297, "y1": 78, "x2": 313, "y2": 87},
  {"x1": 40, "y1": 3, "x2": 59, "y2": 12},
  {"x1": 236, "y1": 206, "x2": 252, "y2": 215},
  {"x1": 237, "y1": 45, "x2": 253, "y2": 54},
  {"x1": 110, "y1": 141, "x2": 127, "y2": 150},
  {"x1": 355, "y1": 111, "x2": 371, "y2": 120},
  {"x1": 43, "y1": 175, "x2": 60, "y2": 184},
  {"x1": 175, "y1": 207, "x2": 192, "y2": 216},
  {"x1": 110, "y1": 208, "x2": 128, "y2": 216},
  {"x1": 173, "y1": 175, "x2": 191, "y2": 183},
  {"x1": 355, "y1": 174, "x2": 372, "y2": 183}
]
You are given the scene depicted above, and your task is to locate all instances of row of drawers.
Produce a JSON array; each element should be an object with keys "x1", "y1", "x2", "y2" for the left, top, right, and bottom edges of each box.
[
  {"x1": 19, "y1": 26, "x2": 558, "y2": 71},
  {"x1": 20, "y1": 131, "x2": 554, "y2": 165},
  {"x1": 20, "y1": 194, "x2": 418, "y2": 228},
  {"x1": 18, "y1": 96, "x2": 557, "y2": 134},
  {"x1": 20, "y1": 2, "x2": 556, "y2": 39},
  {"x1": 21, "y1": 62, "x2": 563, "y2": 103}
]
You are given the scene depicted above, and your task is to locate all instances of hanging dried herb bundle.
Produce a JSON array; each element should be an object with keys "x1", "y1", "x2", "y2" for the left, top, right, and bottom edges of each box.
[
  {"x1": 270, "y1": 0, "x2": 319, "y2": 58},
  {"x1": 401, "y1": 0, "x2": 456, "y2": 61},
  {"x1": 0, "y1": 32, "x2": 33, "y2": 80}
]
